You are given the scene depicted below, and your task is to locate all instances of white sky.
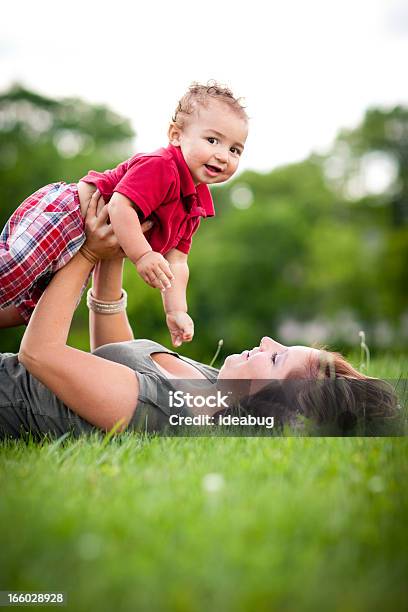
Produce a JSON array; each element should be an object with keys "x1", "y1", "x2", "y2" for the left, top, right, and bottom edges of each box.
[{"x1": 1, "y1": 0, "x2": 407, "y2": 174}]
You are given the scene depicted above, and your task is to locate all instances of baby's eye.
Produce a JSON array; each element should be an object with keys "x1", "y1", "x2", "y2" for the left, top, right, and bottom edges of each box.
[
  {"x1": 271, "y1": 352, "x2": 278, "y2": 365},
  {"x1": 230, "y1": 147, "x2": 241, "y2": 156},
  {"x1": 207, "y1": 137, "x2": 218, "y2": 144}
]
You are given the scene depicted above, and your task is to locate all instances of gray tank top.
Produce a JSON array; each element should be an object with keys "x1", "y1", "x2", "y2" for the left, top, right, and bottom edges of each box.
[
  {"x1": 0, "y1": 340, "x2": 219, "y2": 438},
  {"x1": 94, "y1": 340, "x2": 219, "y2": 432}
]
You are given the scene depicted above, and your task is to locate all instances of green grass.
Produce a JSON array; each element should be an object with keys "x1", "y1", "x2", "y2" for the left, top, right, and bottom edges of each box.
[{"x1": 0, "y1": 356, "x2": 407, "y2": 612}]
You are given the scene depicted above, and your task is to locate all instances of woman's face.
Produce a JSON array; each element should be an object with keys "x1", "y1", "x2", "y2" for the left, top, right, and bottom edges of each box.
[{"x1": 218, "y1": 337, "x2": 319, "y2": 381}]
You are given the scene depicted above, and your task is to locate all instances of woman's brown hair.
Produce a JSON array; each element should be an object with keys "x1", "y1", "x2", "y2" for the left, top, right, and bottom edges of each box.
[{"x1": 289, "y1": 350, "x2": 401, "y2": 434}]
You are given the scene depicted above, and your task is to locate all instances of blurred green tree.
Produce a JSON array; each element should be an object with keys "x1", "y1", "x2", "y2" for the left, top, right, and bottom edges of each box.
[
  {"x1": 332, "y1": 106, "x2": 408, "y2": 225},
  {"x1": 318, "y1": 106, "x2": 408, "y2": 325},
  {"x1": 0, "y1": 84, "x2": 134, "y2": 227}
]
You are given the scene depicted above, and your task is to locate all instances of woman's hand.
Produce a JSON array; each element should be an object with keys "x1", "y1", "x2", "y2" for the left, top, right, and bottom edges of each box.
[{"x1": 84, "y1": 190, "x2": 153, "y2": 261}]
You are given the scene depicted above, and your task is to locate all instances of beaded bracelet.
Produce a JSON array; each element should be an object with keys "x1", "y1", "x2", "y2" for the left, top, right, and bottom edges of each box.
[{"x1": 86, "y1": 288, "x2": 128, "y2": 315}]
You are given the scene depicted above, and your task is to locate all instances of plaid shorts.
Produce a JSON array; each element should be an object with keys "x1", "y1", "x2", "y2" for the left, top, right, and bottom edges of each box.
[{"x1": 0, "y1": 182, "x2": 86, "y2": 323}]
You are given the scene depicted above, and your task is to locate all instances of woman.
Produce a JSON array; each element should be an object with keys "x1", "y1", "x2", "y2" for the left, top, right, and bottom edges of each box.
[{"x1": 0, "y1": 194, "x2": 400, "y2": 440}]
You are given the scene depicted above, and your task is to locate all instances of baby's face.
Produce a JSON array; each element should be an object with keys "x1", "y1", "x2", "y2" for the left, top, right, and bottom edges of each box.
[{"x1": 170, "y1": 99, "x2": 248, "y2": 185}]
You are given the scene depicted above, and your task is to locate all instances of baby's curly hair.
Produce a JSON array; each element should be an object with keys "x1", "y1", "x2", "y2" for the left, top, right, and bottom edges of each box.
[{"x1": 171, "y1": 80, "x2": 248, "y2": 129}]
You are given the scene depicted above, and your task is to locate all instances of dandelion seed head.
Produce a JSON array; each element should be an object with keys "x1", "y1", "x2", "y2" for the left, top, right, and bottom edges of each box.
[
  {"x1": 368, "y1": 475, "x2": 385, "y2": 494},
  {"x1": 77, "y1": 532, "x2": 103, "y2": 561},
  {"x1": 202, "y1": 473, "x2": 225, "y2": 494}
]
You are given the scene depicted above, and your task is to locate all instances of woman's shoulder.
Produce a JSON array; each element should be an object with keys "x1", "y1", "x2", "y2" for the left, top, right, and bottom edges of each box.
[
  {"x1": 177, "y1": 354, "x2": 219, "y2": 380},
  {"x1": 92, "y1": 339, "x2": 171, "y2": 371},
  {"x1": 92, "y1": 339, "x2": 219, "y2": 380}
]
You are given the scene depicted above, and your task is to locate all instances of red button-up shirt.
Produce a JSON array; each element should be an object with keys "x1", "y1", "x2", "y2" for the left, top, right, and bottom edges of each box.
[{"x1": 80, "y1": 144, "x2": 215, "y2": 254}]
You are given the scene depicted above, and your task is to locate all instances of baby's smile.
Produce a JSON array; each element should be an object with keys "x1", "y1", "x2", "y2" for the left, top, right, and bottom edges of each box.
[{"x1": 204, "y1": 164, "x2": 223, "y2": 176}]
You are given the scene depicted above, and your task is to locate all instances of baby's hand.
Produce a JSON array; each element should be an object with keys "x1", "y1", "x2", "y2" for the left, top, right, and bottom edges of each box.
[
  {"x1": 135, "y1": 251, "x2": 174, "y2": 291},
  {"x1": 166, "y1": 311, "x2": 194, "y2": 347}
]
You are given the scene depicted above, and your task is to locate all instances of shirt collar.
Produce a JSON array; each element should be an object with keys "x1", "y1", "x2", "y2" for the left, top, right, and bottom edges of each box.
[{"x1": 167, "y1": 144, "x2": 215, "y2": 217}]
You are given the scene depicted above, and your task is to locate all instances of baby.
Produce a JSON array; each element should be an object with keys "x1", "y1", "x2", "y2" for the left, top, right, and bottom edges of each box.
[{"x1": 0, "y1": 82, "x2": 249, "y2": 346}]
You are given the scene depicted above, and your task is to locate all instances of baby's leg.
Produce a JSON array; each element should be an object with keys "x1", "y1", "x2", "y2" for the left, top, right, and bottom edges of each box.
[
  {"x1": 0, "y1": 305, "x2": 25, "y2": 328},
  {"x1": 0, "y1": 236, "x2": 50, "y2": 308},
  {"x1": 77, "y1": 180, "x2": 97, "y2": 217},
  {"x1": 0, "y1": 182, "x2": 84, "y2": 313}
]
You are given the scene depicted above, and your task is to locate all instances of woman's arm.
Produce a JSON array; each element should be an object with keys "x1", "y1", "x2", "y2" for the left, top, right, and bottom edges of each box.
[
  {"x1": 89, "y1": 258, "x2": 134, "y2": 352},
  {"x1": 18, "y1": 196, "x2": 139, "y2": 431}
]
